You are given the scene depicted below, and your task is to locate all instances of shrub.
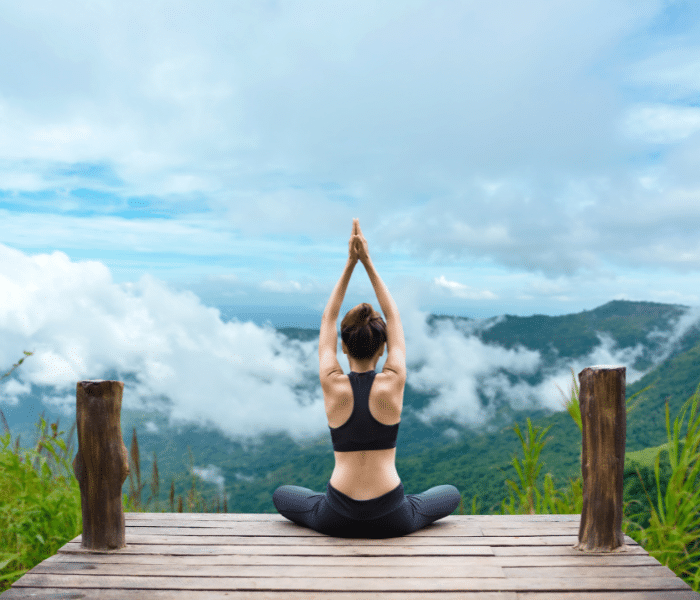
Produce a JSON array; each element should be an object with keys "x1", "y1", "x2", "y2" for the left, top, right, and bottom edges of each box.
[{"x1": 0, "y1": 417, "x2": 82, "y2": 593}]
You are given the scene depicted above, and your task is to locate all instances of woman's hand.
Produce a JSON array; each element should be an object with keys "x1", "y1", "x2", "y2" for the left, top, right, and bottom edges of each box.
[
  {"x1": 351, "y1": 218, "x2": 370, "y2": 264},
  {"x1": 348, "y1": 221, "x2": 359, "y2": 262}
]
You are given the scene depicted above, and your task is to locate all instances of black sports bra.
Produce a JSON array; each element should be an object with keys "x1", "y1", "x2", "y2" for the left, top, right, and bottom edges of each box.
[{"x1": 329, "y1": 370, "x2": 400, "y2": 452}]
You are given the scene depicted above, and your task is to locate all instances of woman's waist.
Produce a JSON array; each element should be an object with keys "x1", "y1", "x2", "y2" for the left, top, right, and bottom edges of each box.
[
  {"x1": 330, "y1": 451, "x2": 400, "y2": 500},
  {"x1": 333, "y1": 447, "x2": 396, "y2": 463}
]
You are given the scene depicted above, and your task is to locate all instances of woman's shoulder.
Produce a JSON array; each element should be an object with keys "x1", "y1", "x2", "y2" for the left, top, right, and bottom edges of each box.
[{"x1": 376, "y1": 363, "x2": 406, "y2": 390}]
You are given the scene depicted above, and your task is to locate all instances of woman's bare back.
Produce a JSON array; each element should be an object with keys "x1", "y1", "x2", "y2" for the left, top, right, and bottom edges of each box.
[{"x1": 327, "y1": 372, "x2": 402, "y2": 499}]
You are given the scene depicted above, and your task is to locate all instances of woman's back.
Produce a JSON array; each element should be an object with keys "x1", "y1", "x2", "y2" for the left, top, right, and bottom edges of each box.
[{"x1": 327, "y1": 370, "x2": 403, "y2": 499}]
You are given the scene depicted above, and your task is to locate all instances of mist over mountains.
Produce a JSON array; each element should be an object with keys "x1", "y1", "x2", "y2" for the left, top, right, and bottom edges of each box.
[
  {"x1": 3, "y1": 279, "x2": 700, "y2": 512},
  {"x1": 3, "y1": 291, "x2": 698, "y2": 444},
  {"x1": 3, "y1": 242, "x2": 699, "y2": 446}
]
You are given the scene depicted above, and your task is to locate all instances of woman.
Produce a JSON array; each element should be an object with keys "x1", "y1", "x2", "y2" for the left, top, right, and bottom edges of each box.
[{"x1": 273, "y1": 219, "x2": 460, "y2": 538}]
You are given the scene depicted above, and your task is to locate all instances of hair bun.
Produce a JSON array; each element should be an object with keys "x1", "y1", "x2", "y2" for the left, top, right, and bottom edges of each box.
[{"x1": 358, "y1": 303, "x2": 373, "y2": 324}]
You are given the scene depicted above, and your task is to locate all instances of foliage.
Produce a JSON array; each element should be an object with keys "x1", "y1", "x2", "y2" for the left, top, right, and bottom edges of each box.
[
  {"x1": 626, "y1": 385, "x2": 700, "y2": 591},
  {"x1": 495, "y1": 415, "x2": 583, "y2": 516},
  {"x1": 0, "y1": 416, "x2": 81, "y2": 593},
  {"x1": 0, "y1": 352, "x2": 33, "y2": 384},
  {"x1": 498, "y1": 418, "x2": 554, "y2": 514}
]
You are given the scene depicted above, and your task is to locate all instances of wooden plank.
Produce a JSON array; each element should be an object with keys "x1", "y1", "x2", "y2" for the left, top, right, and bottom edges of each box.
[
  {"x1": 492, "y1": 545, "x2": 648, "y2": 556},
  {"x1": 127, "y1": 520, "x2": 589, "y2": 529},
  {"x1": 60, "y1": 541, "x2": 648, "y2": 556},
  {"x1": 124, "y1": 513, "x2": 580, "y2": 527},
  {"x1": 95, "y1": 521, "x2": 485, "y2": 536},
  {"x1": 121, "y1": 513, "x2": 582, "y2": 522},
  {"x1": 124, "y1": 512, "x2": 287, "y2": 520},
  {"x1": 456, "y1": 514, "x2": 581, "y2": 521},
  {"x1": 4, "y1": 513, "x2": 698, "y2": 600},
  {"x1": 44, "y1": 552, "x2": 663, "y2": 567},
  {"x1": 120, "y1": 523, "x2": 582, "y2": 535},
  {"x1": 30, "y1": 562, "x2": 507, "y2": 578},
  {"x1": 6, "y1": 591, "x2": 699, "y2": 600},
  {"x1": 0, "y1": 589, "x2": 518, "y2": 600},
  {"x1": 70, "y1": 533, "x2": 590, "y2": 545},
  {"x1": 59, "y1": 542, "x2": 496, "y2": 555},
  {"x1": 11, "y1": 573, "x2": 695, "y2": 592},
  {"x1": 30, "y1": 561, "x2": 678, "y2": 581},
  {"x1": 479, "y1": 526, "x2": 580, "y2": 536},
  {"x1": 117, "y1": 524, "x2": 485, "y2": 536},
  {"x1": 503, "y1": 565, "x2": 677, "y2": 578}
]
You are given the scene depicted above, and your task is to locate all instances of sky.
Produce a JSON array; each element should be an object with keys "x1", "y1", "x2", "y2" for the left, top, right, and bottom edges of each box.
[{"x1": 2, "y1": 1, "x2": 700, "y2": 440}]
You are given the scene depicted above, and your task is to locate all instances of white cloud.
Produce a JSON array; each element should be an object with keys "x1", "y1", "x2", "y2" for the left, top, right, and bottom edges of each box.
[
  {"x1": 646, "y1": 304, "x2": 700, "y2": 365},
  {"x1": 434, "y1": 276, "x2": 497, "y2": 300},
  {"x1": 3, "y1": 245, "x2": 698, "y2": 440},
  {"x1": 624, "y1": 105, "x2": 700, "y2": 143},
  {"x1": 0, "y1": 243, "x2": 326, "y2": 439},
  {"x1": 0, "y1": 0, "x2": 699, "y2": 297},
  {"x1": 629, "y1": 46, "x2": 700, "y2": 101},
  {"x1": 3, "y1": 1, "x2": 700, "y2": 441},
  {"x1": 394, "y1": 291, "x2": 691, "y2": 426},
  {"x1": 0, "y1": 1, "x2": 659, "y2": 202},
  {"x1": 261, "y1": 279, "x2": 310, "y2": 293},
  {"x1": 398, "y1": 301, "x2": 542, "y2": 427},
  {"x1": 192, "y1": 464, "x2": 225, "y2": 494},
  {"x1": 42, "y1": 394, "x2": 75, "y2": 416},
  {"x1": 0, "y1": 378, "x2": 31, "y2": 407}
]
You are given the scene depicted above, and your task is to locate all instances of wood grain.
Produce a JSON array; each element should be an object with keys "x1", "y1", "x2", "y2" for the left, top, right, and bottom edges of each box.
[
  {"x1": 72, "y1": 380, "x2": 129, "y2": 551},
  {"x1": 2, "y1": 513, "x2": 697, "y2": 599},
  {"x1": 577, "y1": 366, "x2": 626, "y2": 552}
]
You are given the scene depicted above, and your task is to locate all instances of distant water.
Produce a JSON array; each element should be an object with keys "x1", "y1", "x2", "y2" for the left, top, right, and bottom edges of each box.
[{"x1": 217, "y1": 305, "x2": 323, "y2": 329}]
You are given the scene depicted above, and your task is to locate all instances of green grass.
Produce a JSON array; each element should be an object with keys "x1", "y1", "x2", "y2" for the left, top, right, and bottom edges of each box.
[
  {"x1": 627, "y1": 443, "x2": 671, "y2": 468},
  {"x1": 0, "y1": 417, "x2": 82, "y2": 592}
]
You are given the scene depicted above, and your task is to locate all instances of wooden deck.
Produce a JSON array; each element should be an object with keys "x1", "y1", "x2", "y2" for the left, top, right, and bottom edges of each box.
[{"x1": 3, "y1": 512, "x2": 699, "y2": 599}]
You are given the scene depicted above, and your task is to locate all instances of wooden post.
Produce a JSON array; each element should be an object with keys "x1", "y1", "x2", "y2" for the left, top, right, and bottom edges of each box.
[
  {"x1": 575, "y1": 365, "x2": 626, "y2": 552},
  {"x1": 73, "y1": 380, "x2": 130, "y2": 550}
]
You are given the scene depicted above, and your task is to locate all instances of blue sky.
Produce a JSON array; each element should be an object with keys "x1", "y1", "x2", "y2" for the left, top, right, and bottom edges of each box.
[
  {"x1": 1, "y1": 0, "x2": 700, "y2": 326},
  {"x1": 2, "y1": 0, "x2": 700, "y2": 439}
]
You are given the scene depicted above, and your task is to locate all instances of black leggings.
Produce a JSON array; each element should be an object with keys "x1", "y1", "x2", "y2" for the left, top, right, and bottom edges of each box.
[{"x1": 272, "y1": 482, "x2": 461, "y2": 538}]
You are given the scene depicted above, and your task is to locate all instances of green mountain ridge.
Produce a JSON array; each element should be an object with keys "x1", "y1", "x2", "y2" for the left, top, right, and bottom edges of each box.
[
  {"x1": 216, "y1": 321, "x2": 700, "y2": 514},
  {"x1": 3, "y1": 299, "x2": 699, "y2": 514},
  {"x1": 149, "y1": 299, "x2": 700, "y2": 513}
]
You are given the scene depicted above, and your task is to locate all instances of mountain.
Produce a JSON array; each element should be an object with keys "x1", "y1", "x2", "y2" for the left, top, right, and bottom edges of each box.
[
  {"x1": 2, "y1": 299, "x2": 699, "y2": 513},
  {"x1": 218, "y1": 300, "x2": 700, "y2": 513},
  {"x1": 429, "y1": 299, "x2": 689, "y2": 372}
]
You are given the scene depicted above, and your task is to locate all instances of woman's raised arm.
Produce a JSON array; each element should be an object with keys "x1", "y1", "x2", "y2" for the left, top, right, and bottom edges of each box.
[
  {"x1": 318, "y1": 223, "x2": 358, "y2": 382},
  {"x1": 352, "y1": 220, "x2": 406, "y2": 380}
]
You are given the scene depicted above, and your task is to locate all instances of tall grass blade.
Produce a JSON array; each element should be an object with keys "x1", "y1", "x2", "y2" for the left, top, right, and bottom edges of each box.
[{"x1": 0, "y1": 410, "x2": 9, "y2": 436}]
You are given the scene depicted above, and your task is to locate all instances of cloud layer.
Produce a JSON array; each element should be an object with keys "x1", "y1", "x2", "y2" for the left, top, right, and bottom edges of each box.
[
  {"x1": 1, "y1": 0, "x2": 699, "y2": 313},
  {"x1": 3, "y1": 245, "x2": 696, "y2": 438},
  {"x1": 0, "y1": 244, "x2": 325, "y2": 437}
]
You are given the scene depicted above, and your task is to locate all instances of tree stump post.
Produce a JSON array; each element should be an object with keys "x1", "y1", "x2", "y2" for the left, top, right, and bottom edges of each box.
[
  {"x1": 575, "y1": 365, "x2": 626, "y2": 552},
  {"x1": 73, "y1": 380, "x2": 130, "y2": 550}
]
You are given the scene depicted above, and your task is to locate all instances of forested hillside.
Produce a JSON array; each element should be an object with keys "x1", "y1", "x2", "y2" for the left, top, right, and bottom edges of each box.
[
  {"x1": 129, "y1": 300, "x2": 700, "y2": 513},
  {"x1": 2, "y1": 299, "x2": 698, "y2": 514}
]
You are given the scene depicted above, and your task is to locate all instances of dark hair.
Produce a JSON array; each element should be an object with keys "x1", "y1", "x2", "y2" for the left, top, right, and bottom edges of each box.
[{"x1": 341, "y1": 303, "x2": 387, "y2": 360}]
